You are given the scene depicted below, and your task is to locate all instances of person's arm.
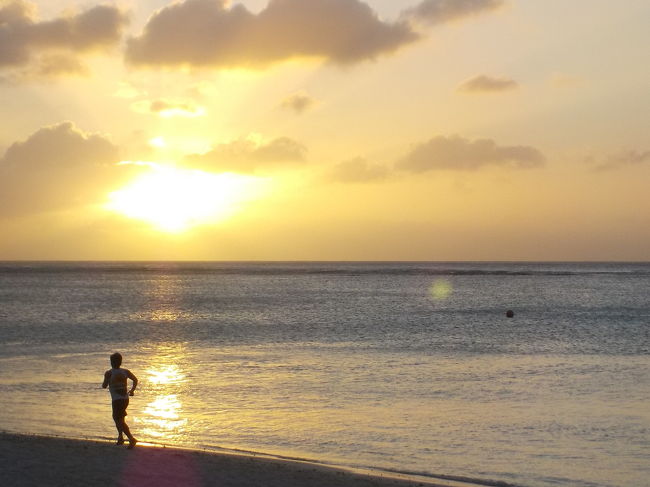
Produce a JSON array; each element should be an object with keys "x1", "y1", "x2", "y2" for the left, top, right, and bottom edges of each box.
[
  {"x1": 127, "y1": 370, "x2": 138, "y2": 396},
  {"x1": 102, "y1": 370, "x2": 110, "y2": 389}
]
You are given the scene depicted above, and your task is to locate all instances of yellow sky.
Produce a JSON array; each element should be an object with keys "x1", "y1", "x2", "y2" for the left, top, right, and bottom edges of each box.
[{"x1": 0, "y1": 0, "x2": 648, "y2": 261}]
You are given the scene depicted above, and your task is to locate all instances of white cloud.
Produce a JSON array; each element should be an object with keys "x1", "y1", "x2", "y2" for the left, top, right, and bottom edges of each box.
[
  {"x1": 397, "y1": 135, "x2": 545, "y2": 172},
  {"x1": 402, "y1": 0, "x2": 503, "y2": 26},
  {"x1": 125, "y1": 0, "x2": 419, "y2": 68},
  {"x1": 124, "y1": 0, "x2": 505, "y2": 71},
  {"x1": 457, "y1": 74, "x2": 518, "y2": 93},
  {"x1": 329, "y1": 157, "x2": 389, "y2": 182},
  {"x1": 280, "y1": 92, "x2": 316, "y2": 114},
  {"x1": 0, "y1": 122, "x2": 135, "y2": 216},
  {"x1": 592, "y1": 150, "x2": 650, "y2": 172},
  {"x1": 113, "y1": 82, "x2": 147, "y2": 99},
  {"x1": 185, "y1": 136, "x2": 307, "y2": 173},
  {"x1": 131, "y1": 98, "x2": 206, "y2": 118},
  {"x1": 0, "y1": 1, "x2": 128, "y2": 77}
]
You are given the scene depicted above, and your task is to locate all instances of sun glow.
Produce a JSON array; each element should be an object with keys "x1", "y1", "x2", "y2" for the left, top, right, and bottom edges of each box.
[
  {"x1": 148, "y1": 136, "x2": 166, "y2": 148},
  {"x1": 106, "y1": 163, "x2": 268, "y2": 232}
]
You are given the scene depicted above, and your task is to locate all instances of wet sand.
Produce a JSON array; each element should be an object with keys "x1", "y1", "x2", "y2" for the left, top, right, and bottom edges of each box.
[{"x1": 0, "y1": 432, "x2": 453, "y2": 487}]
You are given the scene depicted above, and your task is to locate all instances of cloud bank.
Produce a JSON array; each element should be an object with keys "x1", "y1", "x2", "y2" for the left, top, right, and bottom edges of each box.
[
  {"x1": 0, "y1": 1, "x2": 128, "y2": 76},
  {"x1": 457, "y1": 74, "x2": 518, "y2": 93},
  {"x1": 186, "y1": 136, "x2": 307, "y2": 172},
  {"x1": 0, "y1": 122, "x2": 134, "y2": 216},
  {"x1": 126, "y1": 0, "x2": 418, "y2": 68},
  {"x1": 125, "y1": 0, "x2": 504, "y2": 70},
  {"x1": 397, "y1": 135, "x2": 545, "y2": 172}
]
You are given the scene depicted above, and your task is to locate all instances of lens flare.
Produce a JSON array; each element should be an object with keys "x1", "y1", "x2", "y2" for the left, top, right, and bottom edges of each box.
[{"x1": 430, "y1": 279, "x2": 452, "y2": 300}]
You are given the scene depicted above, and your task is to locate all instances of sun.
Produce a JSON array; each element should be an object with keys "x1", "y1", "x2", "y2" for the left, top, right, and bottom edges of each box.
[{"x1": 105, "y1": 162, "x2": 267, "y2": 232}]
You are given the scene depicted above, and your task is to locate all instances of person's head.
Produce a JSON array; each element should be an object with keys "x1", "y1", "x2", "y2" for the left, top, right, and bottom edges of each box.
[{"x1": 110, "y1": 352, "x2": 123, "y2": 368}]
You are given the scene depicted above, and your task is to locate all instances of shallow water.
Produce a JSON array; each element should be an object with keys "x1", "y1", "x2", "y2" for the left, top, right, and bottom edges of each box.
[{"x1": 0, "y1": 262, "x2": 649, "y2": 487}]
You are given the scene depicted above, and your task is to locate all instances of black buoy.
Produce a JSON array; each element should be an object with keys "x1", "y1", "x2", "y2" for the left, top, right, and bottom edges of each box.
[{"x1": 506, "y1": 310, "x2": 514, "y2": 318}]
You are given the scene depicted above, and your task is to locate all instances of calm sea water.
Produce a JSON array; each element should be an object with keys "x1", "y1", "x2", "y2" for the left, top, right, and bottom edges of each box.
[{"x1": 0, "y1": 262, "x2": 648, "y2": 487}]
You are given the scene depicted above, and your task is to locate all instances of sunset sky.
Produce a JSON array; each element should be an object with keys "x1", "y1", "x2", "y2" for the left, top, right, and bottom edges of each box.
[{"x1": 1, "y1": 0, "x2": 648, "y2": 261}]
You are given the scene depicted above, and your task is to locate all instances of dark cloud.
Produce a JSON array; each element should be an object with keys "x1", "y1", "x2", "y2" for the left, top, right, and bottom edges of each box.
[
  {"x1": 402, "y1": 0, "x2": 504, "y2": 25},
  {"x1": 457, "y1": 74, "x2": 518, "y2": 93},
  {"x1": 329, "y1": 157, "x2": 389, "y2": 182},
  {"x1": 186, "y1": 136, "x2": 307, "y2": 173},
  {"x1": 280, "y1": 92, "x2": 316, "y2": 114},
  {"x1": 125, "y1": 0, "x2": 419, "y2": 68},
  {"x1": 592, "y1": 150, "x2": 650, "y2": 172},
  {"x1": 0, "y1": 122, "x2": 134, "y2": 216},
  {"x1": 397, "y1": 135, "x2": 545, "y2": 172},
  {"x1": 0, "y1": 1, "x2": 128, "y2": 75}
]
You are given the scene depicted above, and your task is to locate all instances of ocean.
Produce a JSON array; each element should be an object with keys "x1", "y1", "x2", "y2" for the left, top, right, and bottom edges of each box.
[{"x1": 0, "y1": 262, "x2": 648, "y2": 487}]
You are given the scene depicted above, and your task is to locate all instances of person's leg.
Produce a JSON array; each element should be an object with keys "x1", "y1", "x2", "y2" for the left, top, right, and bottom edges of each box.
[
  {"x1": 112, "y1": 400, "x2": 127, "y2": 445},
  {"x1": 113, "y1": 417, "x2": 125, "y2": 444},
  {"x1": 120, "y1": 399, "x2": 137, "y2": 448},
  {"x1": 122, "y1": 419, "x2": 137, "y2": 448}
]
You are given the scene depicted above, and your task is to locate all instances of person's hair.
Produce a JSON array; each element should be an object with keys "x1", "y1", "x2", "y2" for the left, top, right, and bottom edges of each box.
[{"x1": 110, "y1": 352, "x2": 122, "y2": 368}]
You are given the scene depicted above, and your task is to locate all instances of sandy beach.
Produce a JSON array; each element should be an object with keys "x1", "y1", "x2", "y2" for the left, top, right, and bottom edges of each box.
[{"x1": 0, "y1": 433, "x2": 457, "y2": 487}]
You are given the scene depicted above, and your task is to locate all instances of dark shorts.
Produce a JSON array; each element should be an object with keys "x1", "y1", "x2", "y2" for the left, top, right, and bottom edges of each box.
[{"x1": 112, "y1": 398, "x2": 129, "y2": 420}]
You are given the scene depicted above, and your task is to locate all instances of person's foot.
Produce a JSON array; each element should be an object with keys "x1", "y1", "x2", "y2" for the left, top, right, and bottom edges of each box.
[
  {"x1": 116, "y1": 438, "x2": 125, "y2": 445},
  {"x1": 127, "y1": 438, "x2": 138, "y2": 449}
]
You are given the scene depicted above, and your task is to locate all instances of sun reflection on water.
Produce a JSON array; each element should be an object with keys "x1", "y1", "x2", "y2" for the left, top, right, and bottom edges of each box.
[
  {"x1": 132, "y1": 276, "x2": 190, "y2": 322},
  {"x1": 148, "y1": 309, "x2": 187, "y2": 322},
  {"x1": 137, "y1": 345, "x2": 190, "y2": 441},
  {"x1": 141, "y1": 394, "x2": 187, "y2": 439},
  {"x1": 147, "y1": 364, "x2": 186, "y2": 385}
]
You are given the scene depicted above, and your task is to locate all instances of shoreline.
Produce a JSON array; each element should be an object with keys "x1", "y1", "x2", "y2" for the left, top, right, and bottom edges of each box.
[{"x1": 0, "y1": 432, "x2": 486, "y2": 487}]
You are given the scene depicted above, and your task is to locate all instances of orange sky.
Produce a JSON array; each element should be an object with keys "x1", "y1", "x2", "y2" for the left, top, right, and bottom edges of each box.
[{"x1": 1, "y1": 0, "x2": 648, "y2": 260}]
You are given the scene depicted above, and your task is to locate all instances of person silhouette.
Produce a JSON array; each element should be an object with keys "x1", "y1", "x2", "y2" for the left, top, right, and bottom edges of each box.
[{"x1": 102, "y1": 352, "x2": 138, "y2": 448}]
